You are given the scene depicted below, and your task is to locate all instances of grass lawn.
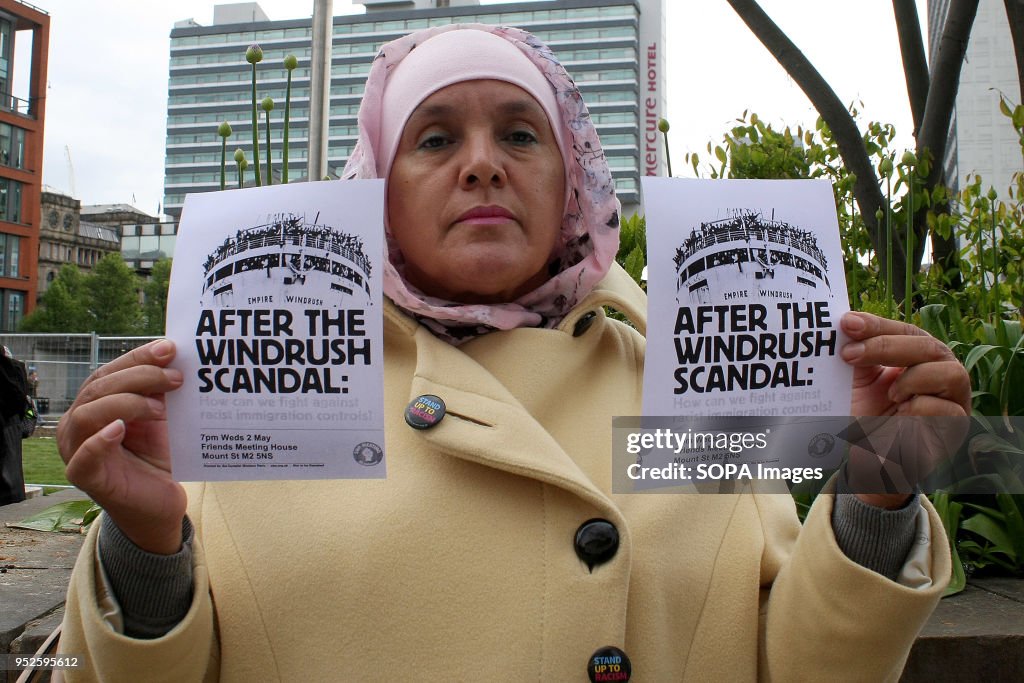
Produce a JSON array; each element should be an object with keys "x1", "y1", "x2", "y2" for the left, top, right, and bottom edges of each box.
[{"x1": 22, "y1": 436, "x2": 70, "y2": 487}]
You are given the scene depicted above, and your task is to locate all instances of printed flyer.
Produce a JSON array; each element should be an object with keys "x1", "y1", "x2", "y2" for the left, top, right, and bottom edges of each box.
[
  {"x1": 633, "y1": 178, "x2": 854, "y2": 482},
  {"x1": 165, "y1": 180, "x2": 386, "y2": 481}
]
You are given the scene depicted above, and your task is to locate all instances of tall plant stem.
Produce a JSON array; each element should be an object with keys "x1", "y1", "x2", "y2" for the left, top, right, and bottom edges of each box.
[
  {"x1": 977, "y1": 210, "x2": 988, "y2": 321},
  {"x1": 265, "y1": 108, "x2": 273, "y2": 186},
  {"x1": 220, "y1": 138, "x2": 227, "y2": 191},
  {"x1": 904, "y1": 183, "x2": 914, "y2": 321},
  {"x1": 991, "y1": 201, "x2": 999, "y2": 320},
  {"x1": 283, "y1": 70, "x2": 292, "y2": 183},
  {"x1": 663, "y1": 131, "x2": 673, "y2": 177},
  {"x1": 251, "y1": 64, "x2": 262, "y2": 186},
  {"x1": 885, "y1": 175, "x2": 893, "y2": 318}
]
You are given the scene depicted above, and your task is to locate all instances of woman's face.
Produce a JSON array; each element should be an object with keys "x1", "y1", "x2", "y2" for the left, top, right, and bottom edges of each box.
[{"x1": 387, "y1": 79, "x2": 566, "y2": 304}]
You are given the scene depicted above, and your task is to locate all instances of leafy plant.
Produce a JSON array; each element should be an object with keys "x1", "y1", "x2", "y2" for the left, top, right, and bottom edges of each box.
[
  {"x1": 617, "y1": 213, "x2": 646, "y2": 287},
  {"x1": 8, "y1": 499, "x2": 101, "y2": 533}
]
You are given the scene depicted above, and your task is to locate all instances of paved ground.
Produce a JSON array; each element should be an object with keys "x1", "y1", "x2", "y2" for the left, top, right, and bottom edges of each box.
[{"x1": 0, "y1": 488, "x2": 89, "y2": 679}]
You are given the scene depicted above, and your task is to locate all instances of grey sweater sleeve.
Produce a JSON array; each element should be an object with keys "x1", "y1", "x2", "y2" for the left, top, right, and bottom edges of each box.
[
  {"x1": 98, "y1": 514, "x2": 195, "y2": 639},
  {"x1": 830, "y1": 472, "x2": 919, "y2": 581}
]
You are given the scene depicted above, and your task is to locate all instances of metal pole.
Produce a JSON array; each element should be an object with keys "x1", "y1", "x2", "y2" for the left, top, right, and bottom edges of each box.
[{"x1": 308, "y1": 0, "x2": 333, "y2": 181}]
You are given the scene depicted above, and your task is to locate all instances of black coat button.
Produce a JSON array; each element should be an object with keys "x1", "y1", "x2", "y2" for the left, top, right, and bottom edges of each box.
[
  {"x1": 573, "y1": 311, "x2": 597, "y2": 336},
  {"x1": 405, "y1": 394, "x2": 445, "y2": 430},
  {"x1": 587, "y1": 646, "x2": 631, "y2": 682},
  {"x1": 574, "y1": 519, "x2": 619, "y2": 571}
]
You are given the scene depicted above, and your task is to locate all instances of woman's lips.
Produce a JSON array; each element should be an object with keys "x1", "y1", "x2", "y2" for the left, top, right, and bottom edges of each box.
[{"x1": 454, "y1": 205, "x2": 516, "y2": 225}]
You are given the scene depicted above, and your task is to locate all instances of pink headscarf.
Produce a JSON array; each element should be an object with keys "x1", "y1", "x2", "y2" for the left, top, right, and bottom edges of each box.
[{"x1": 342, "y1": 24, "x2": 621, "y2": 343}]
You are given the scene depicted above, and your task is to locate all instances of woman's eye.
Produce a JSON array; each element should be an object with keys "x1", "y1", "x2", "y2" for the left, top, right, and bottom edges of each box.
[
  {"x1": 418, "y1": 134, "x2": 450, "y2": 150},
  {"x1": 507, "y1": 130, "x2": 538, "y2": 145}
]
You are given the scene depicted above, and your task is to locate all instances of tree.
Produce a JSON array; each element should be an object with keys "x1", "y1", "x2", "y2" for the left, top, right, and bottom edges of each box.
[
  {"x1": 19, "y1": 265, "x2": 92, "y2": 332},
  {"x1": 143, "y1": 259, "x2": 172, "y2": 335},
  {"x1": 725, "y1": 0, "x2": 981, "y2": 301},
  {"x1": 1007, "y1": 0, "x2": 1024, "y2": 104},
  {"x1": 88, "y1": 254, "x2": 143, "y2": 335}
]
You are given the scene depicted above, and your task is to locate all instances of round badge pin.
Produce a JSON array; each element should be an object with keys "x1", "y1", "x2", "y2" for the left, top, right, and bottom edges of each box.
[
  {"x1": 405, "y1": 394, "x2": 446, "y2": 430},
  {"x1": 587, "y1": 645, "x2": 631, "y2": 682}
]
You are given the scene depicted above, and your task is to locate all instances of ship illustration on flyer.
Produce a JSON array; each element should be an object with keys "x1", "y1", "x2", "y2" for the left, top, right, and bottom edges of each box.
[
  {"x1": 628, "y1": 178, "x2": 854, "y2": 488},
  {"x1": 165, "y1": 180, "x2": 386, "y2": 482}
]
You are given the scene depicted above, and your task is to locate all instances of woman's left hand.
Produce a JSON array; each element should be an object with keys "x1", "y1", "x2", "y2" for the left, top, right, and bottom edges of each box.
[
  {"x1": 839, "y1": 311, "x2": 972, "y2": 508},
  {"x1": 840, "y1": 311, "x2": 971, "y2": 418}
]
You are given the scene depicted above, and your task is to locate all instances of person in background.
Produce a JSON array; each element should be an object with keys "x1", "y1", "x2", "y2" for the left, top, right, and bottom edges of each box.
[
  {"x1": 56, "y1": 24, "x2": 970, "y2": 681},
  {"x1": 0, "y1": 347, "x2": 30, "y2": 506}
]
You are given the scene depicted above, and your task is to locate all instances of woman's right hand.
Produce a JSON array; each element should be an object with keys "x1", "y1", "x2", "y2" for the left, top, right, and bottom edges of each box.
[{"x1": 57, "y1": 339, "x2": 186, "y2": 555}]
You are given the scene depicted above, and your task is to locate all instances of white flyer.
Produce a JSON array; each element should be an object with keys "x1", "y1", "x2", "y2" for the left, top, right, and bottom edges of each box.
[
  {"x1": 641, "y1": 178, "x2": 853, "y2": 419},
  {"x1": 165, "y1": 180, "x2": 385, "y2": 481}
]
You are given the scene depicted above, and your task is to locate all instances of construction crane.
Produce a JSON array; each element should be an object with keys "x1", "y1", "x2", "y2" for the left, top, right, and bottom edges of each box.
[{"x1": 64, "y1": 144, "x2": 77, "y2": 198}]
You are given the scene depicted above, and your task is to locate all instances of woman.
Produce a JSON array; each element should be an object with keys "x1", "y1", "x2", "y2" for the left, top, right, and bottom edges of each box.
[{"x1": 57, "y1": 25, "x2": 969, "y2": 681}]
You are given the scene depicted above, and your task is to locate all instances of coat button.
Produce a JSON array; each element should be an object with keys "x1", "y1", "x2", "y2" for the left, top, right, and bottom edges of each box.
[
  {"x1": 587, "y1": 645, "x2": 631, "y2": 682},
  {"x1": 405, "y1": 394, "x2": 445, "y2": 430},
  {"x1": 574, "y1": 519, "x2": 619, "y2": 571},
  {"x1": 573, "y1": 311, "x2": 597, "y2": 337}
]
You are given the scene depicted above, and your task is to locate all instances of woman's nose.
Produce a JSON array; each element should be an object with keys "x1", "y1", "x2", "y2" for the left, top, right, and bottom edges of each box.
[{"x1": 459, "y1": 134, "x2": 508, "y2": 189}]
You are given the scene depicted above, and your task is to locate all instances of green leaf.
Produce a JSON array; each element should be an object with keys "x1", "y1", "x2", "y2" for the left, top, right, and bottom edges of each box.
[
  {"x1": 1013, "y1": 105, "x2": 1024, "y2": 130},
  {"x1": 961, "y1": 513, "x2": 1016, "y2": 560},
  {"x1": 970, "y1": 433, "x2": 1024, "y2": 456},
  {"x1": 931, "y1": 492, "x2": 966, "y2": 596},
  {"x1": 8, "y1": 500, "x2": 101, "y2": 533},
  {"x1": 918, "y1": 304, "x2": 949, "y2": 340},
  {"x1": 963, "y1": 344, "x2": 999, "y2": 373},
  {"x1": 999, "y1": 98, "x2": 1013, "y2": 118},
  {"x1": 623, "y1": 246, "x2": 645, "y2": 284}
]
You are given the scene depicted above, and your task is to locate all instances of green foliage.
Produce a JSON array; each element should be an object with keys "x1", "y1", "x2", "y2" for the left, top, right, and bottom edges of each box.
[
  {"x1": 684, "y1": 108, "x2": 898, "y2": 313},
  {"x1": 10, "y1": 499, "x2": 100, "y2": 533},
  {"x1": 89, "y1": 254, "x2": 143, "y2": 334},
  {"x1": 915, "y1": 301, "x2": 1024, "y2": 591},
  {"x1": 143, "y1": 259, "x2": 173, "y2": 335},
  {"x1": 20, "y1": 255, "x2": 144, "y2": 335},
  {"x1": 617, "y1": 213, "x2": 646, "y2": 287},
  {"x1": 19, "y1": 265, "x2": 92, "y2": 332}
]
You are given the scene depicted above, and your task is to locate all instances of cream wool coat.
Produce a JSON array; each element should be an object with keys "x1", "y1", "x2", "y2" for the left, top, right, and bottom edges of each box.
[{"x1": 61, "y1": 265, "x2": 950, "y2": 682}]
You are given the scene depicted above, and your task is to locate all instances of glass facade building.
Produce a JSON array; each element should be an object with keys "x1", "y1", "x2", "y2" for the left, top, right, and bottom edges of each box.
[
  {"x1": 927, "y1": 0, "x2": 1019, "y2": 200},
  {"x1": 164, "y1": 0, "x2": 665, "y2": 218}
]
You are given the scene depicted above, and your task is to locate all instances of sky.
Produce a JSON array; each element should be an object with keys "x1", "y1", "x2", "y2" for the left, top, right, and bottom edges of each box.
[{"x1": 26, "y1": 0, "x2": 931, "y2": 218}]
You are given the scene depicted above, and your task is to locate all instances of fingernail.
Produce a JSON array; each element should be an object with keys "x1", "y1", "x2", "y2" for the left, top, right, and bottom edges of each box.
[
  {"x1": 843, "y1": 313, "x2": 865, "y2": 333},
  {"x1": 152, "y1": 339, "x2": 174, "y2": 359},
  {"x1": 147, "y1": 397, "x2": 165, "y2": 414},
  {"x1": 100, "y1": 419, "x2": 125, "y2": 441},
  {"x1": 163, "y1": 368, "x2": 184, "y2": 385},
  {"x1": 841, "y1": 342, "x2": 865, "y2": 360}
]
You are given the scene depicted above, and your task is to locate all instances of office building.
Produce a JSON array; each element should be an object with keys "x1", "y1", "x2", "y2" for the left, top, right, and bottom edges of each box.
[
  {"x1": 0, "y1": 0, "x2": 48, "y2": 331},
  {"x1": 927, "y1": 0, "x2": 1019, "y2": 198},
  {"x1": 37, "y1": 190, "x2": 122, "y2": 296},
  {"x1": 164, "y1": 0, "x2": 666, "y2": 218}
]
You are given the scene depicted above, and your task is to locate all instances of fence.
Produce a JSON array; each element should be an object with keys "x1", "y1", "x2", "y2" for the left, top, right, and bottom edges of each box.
[{"x1": 0, "y1": 334, "x2": 159, "y2": 415}]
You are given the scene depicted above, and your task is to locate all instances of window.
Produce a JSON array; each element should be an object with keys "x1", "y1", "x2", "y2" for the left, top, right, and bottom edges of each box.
[
  {"x1": 0, "y1": 122, "x2": 24, "y2": 168},
  {"x1": 0, "y1": 232, "x2": 19, "y2": 277},
  {"x1": 0, "y1": 19, "x2": 10, "y2": 99},
  {"x1": 0, "y1": 178, "x2": 22, "y2": 223},
  {"x1": 2, "y1": 290, "x2": 23, "y2": 332}
]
